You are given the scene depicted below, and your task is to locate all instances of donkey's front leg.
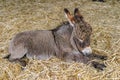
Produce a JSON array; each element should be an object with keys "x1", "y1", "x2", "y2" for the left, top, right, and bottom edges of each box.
[
  {"x1": 91, "y1": 61, "x2": 106, "y2": 71},
  {"x1": 63, "y1": 51, "x2": 106, "y2": 70},
  {"x1": 62, "y1": 50, "x2": 89, "y2": 63},
  {"x1": 86, "y1": 53, "x2": 107, "y2": 60}
]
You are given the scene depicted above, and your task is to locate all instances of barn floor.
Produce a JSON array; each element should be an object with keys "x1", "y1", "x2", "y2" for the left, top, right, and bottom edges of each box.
[{"x1": 0, "y1": 0, "x2": 120, "y2": 80}]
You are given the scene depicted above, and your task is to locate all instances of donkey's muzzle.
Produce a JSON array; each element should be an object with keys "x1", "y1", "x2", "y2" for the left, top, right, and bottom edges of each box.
[{"x1": 82, "y1": 46, "x2": 92, "y2": 56}]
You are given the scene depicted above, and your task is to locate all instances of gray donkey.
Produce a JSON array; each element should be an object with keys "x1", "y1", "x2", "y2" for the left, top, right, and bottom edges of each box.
[{"x1": 5, "y1": 8, "x2": 107, "y2": 70}]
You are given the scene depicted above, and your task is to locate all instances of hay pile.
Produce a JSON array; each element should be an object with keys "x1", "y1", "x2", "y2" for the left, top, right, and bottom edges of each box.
[{"x1": 0, "y1": 0, "x2": 120, "y2": 80}]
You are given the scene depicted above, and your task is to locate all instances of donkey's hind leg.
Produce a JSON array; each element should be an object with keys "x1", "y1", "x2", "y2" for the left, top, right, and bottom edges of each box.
[
  {"x1": 11, "y1": 58, "x2": 27, "y2": 67},
  {"x1": 9, "y1": 42, "x2": 27, "y2": 60},
  {"x1": 7, "y1": 42, "x2": 28, "y2": 66},
  {"x1": 4, "y1": 54, "x2": 27, "y2": 67}
]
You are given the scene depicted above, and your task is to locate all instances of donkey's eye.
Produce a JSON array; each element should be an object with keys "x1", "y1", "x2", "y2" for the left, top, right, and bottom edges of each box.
[{"x1": 82, "y1": 30, "x2": 85, "y2": 32}]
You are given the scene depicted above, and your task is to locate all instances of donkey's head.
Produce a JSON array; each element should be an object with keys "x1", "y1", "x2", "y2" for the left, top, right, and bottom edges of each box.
[{"x1": 64, "y1": 8, "x2": 92, "y2": 55}]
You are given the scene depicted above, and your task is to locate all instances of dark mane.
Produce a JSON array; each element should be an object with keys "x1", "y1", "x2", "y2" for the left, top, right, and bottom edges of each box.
[{"x1": 51, "y1": 21, "x2": 70, "y2": 32}]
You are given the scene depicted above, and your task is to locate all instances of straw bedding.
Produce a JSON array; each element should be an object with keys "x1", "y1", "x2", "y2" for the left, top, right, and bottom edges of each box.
[{"x1": 0, "y1": 0, "x2": 120, "y2": 80}]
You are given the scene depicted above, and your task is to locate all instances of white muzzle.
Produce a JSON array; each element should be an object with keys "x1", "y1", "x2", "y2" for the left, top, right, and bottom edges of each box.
[{"x1": 82, "y1": 47, "x2": 92, "y2": 56}]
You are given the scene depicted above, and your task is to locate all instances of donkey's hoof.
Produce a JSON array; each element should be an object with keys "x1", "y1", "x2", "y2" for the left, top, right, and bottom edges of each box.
[
  {"x1": 92, "y1": 61, "x2": 106, "y2": 70},
  {"x1": 18, "y1": 60, "x2": 27, "y2": 67},
  {"x1": 99, "y1": 55, "x2": 107, "y2": 60}
]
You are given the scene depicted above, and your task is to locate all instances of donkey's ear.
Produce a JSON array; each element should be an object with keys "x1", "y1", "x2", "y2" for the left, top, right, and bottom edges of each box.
[
  {"x1": 74, "y1": 8, "x2": 83, "y2": 19},
  {"x1": 64, "y1": 8, "x2": 75, "y2": 26}
]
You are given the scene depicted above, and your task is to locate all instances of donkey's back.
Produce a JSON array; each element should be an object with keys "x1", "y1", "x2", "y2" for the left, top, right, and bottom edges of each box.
[{"x1": 9, "y1": 30, "x2": 59, "y2": 61}]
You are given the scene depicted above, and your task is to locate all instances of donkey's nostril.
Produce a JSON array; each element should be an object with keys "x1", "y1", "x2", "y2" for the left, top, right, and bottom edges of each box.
[{"x1": 82, "y1": 47, "x2": 92, "y2": 56}]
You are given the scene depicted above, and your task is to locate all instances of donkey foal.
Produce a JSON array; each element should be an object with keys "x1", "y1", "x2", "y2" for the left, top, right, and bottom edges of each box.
[{"x1": 4, "y1": 8, "x2": 107, "y2": 70}]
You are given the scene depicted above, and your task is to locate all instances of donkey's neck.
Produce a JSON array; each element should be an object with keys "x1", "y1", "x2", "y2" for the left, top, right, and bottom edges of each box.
[{"x1": 70, "y1": 27, "x2": 78, "y2": 51}]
